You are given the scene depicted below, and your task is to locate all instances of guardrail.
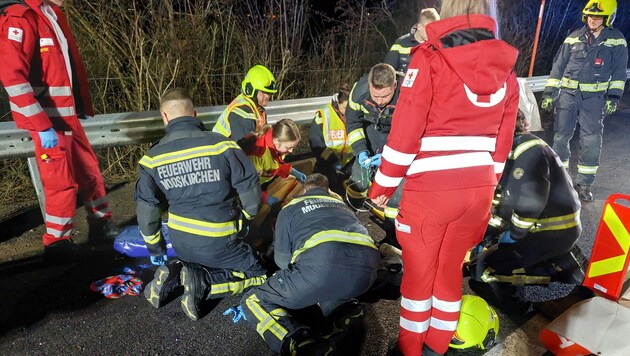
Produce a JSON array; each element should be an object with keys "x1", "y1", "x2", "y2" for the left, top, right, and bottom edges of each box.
[{"x1": 0, "y1": 75, "x2": 552, "y2": 160}]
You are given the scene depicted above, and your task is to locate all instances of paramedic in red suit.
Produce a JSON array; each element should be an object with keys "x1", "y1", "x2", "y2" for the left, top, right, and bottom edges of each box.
[
  {"x1": 368, "y1": 0, "x2": 519, "y2": 354},
  {"x1": 0, "y1": 0, "x2": 118, "y2": 251}
]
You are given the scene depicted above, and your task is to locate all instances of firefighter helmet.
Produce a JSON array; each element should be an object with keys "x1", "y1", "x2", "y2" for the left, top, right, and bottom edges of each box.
[
  {"x1": 241, "y1": 65, "x2": 278, "y2": 98},
  {"x1": 582, "y1": 0, "x2": 617, "y2": 27},
  {"x1": 449, "y1": 295, "x2": 499, "y2": 350}
]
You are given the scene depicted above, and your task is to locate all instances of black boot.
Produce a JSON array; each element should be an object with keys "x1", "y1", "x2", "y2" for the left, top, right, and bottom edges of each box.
[
  {"x1": 88, "y1": 218, "x2": 121, "y2": 242},
  {"x1": 549, "y1": 252, "x2": 585, "y2": 285},
  {"x1": 422, "y1": 344, "x2": 443, "y2": 356},
  {"x1": 324, "y1": 300, "x2": 365, "y2": 339},
  {"x1": 44, "y1": 238, "x2": 78, "y2": 261},
  {"x1": 281, "y1": 327, "x2": 335, "y2": 356},
  {"x1": 576, "y1": 184, "x2": 594, "y2": 202},
  {"x1": 144, "y1": 260, "x2": 183, "y2": 308},
  {"x1": 180, "y1": 263, "x2": 211, "y2": 321}
]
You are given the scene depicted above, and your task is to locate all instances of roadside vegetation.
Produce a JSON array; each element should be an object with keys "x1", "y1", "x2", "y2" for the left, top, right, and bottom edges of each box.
[{"x1": 1, "y1": 0, "x2": 629, "y2": 209}]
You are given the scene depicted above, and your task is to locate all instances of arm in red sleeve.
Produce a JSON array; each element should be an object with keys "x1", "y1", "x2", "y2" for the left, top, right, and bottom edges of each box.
[
  {"x1": 491, "y1": 72, "x2": 519, "y2": 182},
  {"x1": 0, "y1": 13, "x2": 52, "y2": 132},
  {"x1": 276, "y1": 162, "x2": 293, "y2": 179},
  {"x1": 369, "y1": 48, "x2": 434, "y2": 199}
]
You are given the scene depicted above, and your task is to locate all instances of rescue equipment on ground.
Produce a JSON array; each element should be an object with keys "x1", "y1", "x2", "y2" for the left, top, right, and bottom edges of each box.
[
  {"x1": 90, "y1": 267, "x2": 144, "y2": 299},
  {"x1": 113, "y1": 224, "x2": 177, "y2": 258}
]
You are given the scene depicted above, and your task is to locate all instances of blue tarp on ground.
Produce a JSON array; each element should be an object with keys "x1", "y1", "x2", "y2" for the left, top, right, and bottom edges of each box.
[{"x1": 113, "y1": 224, "x2": 177, "y2": 258}]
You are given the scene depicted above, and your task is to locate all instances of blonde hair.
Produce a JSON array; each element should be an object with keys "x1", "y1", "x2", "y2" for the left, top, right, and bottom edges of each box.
[
  {"x1": 368, "y1": 63, "x2": 397, "y2": 89},
  {"x1": 160, "y1": 88, "x2": 194, "y2": 114},
  {"x1": 440, "y1": 0, "x2": 496, "y2": 19},
  {"x1": 419, "y1": 8, "x2": 440, "y2": 25},
  {"x1": 257, "y1": 119, "x2": 301, "y2": 143}
]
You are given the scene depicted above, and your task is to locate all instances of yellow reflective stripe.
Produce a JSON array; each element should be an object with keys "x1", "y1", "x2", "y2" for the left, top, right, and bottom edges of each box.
[
  {"x1": 545, "y1": 78, "x2": 561, "y2": 88},
  {"x1": 609, "y1": 80, "x2": 626, "y2": 90},
  {"x1": 139, "y1": 141, "x2": 240, "y2": 168},
  {"x1": 564, "y1": 37, "x2": 581, "y2": 45},
  {"x1": 577, "y1": 165, "x2": 598, "y2": 175},
  {"x1": 232, "y1": 271, "x2": 245, "y2": 279},
  {"x1": 480, "y1": 267, "x2": 551, "y2": 285},
  {"x1": 530, "y1": 211, "x2": 580, "y2": 232},
  {"x1": 347, "y1": 129, "x2": 365, "y2": 145},
  {"x1": 210, "y1": 275, "x2": 267, "y2": 295},
  {"x1": 348, "y1": 98, "x2": 362, "y2": 111},
  {"x1": 291, "y1": 230, "x2": 376, "y2": 263},
  {"x1": 168, "y1": 213, "x2": 239, "y2": 237},
  {"x1": 602, "y1": 38, "x2": 627, "y2": 47},
  {"x1": 245, "y1": 294, "x2": 289, "y2": 341},
  {"x1": 509, "y1": 139, "x2": 546, "y2": 159},
  {"x1": 384, "y1": 206, "x2": 399, "y2": 219},
  {"x1": 390, "y1": 43, "x2": 412, "y2": 54},
  {"x1": 232, "y1": 107, "x2": 256, "y2": 120},
  {"x1": 562, "y1": 160, "x2": 569, "y2": 169},
  {"x1": 346, "y1": 185, "x2": 368, "y2": 199},
  {"x1": 488, "y1": 215, "x2": 505, "y2": 229},
  {"x1": 141, "y1": 229, "x2": 162, "y2": 244},
  {"x1": 283, "y1": 195, "x2": 341, "y2": 208},
  {"x1": 212, "y1": 119, "x2": 231, "y2": 137},
  {"x1": 560, "y1": 77, "x2": 579, "y2": 89},
  {"x1": 579, "y1": 82, "x2": 609, "y2": 92},
  {"x1": 511, "y1": 213, "x2": 536, "y2": 230},
  {"x1": 588, "y1": 204, "x2": 630, "y2": 278},
  {"x1": 242, "y1": 209, "x2": 253, "y2": 220}
]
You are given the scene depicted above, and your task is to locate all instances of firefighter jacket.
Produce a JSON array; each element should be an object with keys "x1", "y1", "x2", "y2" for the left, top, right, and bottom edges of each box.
[
  {"x1": 543, "y1": 25, "x2": 627, "y2": 100},
  {"x1": 0, "y1": 0, "x2": 94, "y2": 132},
  {"x1": 238, "y1": 129, "x2": 292, "y2": 185},
  {"x1": 273, "y1": 187, "x2": 379, "y2": 270},
  {"x1": 486, "y1": 133, "x2": 581, "y2": 241},
  {"x1": 135, "y1": 116, "x2": 262, "y2": 256},
  {"x1": 308, "y1": 99, "x2": 353, "y2": 167},
  {"x1": 369, "y1": 14, "x2": 519, "y2": 198},
  {"x1": 213, "y1": 93, "x2": 267, "y2": 142},
  {"x1": 345, "y1": 74, "x2": 401, "y2": 156},
  {"x1": 384, "y1": 31, "x2": 419, "y2": 75}
]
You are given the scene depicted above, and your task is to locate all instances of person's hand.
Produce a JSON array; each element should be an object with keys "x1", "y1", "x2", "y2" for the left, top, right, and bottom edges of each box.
[
  {"x1": 223, "y1": 305, "x2": 247, "y2": 323},
  {"x1": 540, "y1": 97, "x2": 554, "y2": 113},
  {"x1": 372, "y1": 195, "x2": 389, "y2": 208},
  {"x1": 358, "y1": 151, "x2": 371, "y2": 168},
  {"x1": 498, "y1": 231, "x2": 517, "y2": 244},
  {"x1": 604, "y1": 97, "x2": 619, "y2": 117},
  {"x1": 370, "y1": 153, "x2": 382, "y2": 167},
  {"x1": 38, "y1": 128, "x2": 58, "y2": 148},
  {"x1": 150, "y1": 254, "x2": 168, "y2": 266},
  {"x1": 266, "y1": 195, "x2": 280, "y2": 206},
  {"x1": 291, "y1": 168, "x2": 306, "y2": 184}
]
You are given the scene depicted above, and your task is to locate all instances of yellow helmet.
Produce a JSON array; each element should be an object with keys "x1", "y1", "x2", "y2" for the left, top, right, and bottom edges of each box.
[
  {"x1": 582, "y1": 0, "x2": 617, "y2": 26},
  {"x1": 449, "y1": 295, "x2": 499, "y2": 350},
  {"x1": 241, "y1": 65, "x2": 278, "y2": 98}
]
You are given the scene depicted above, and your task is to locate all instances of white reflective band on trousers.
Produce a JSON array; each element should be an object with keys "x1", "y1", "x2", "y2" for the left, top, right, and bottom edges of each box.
[
  {"x1": 400, "y1": 316, "x2": 430, "y2": 333},
  {"x1": 401, "y1": 296, "x2": 431, "y2": 312}
]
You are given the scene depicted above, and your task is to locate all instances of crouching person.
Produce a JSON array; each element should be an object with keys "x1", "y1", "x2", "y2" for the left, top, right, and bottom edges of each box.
[
  {"x1": 136, "y1": 89, "x2": 267, "y2": 320},
  {"x1": 239, "y1": 174, "x2": 381, "y2": 354},
  {"x1": 469, "y1": 110, "x2": 583, "y2": 286}
]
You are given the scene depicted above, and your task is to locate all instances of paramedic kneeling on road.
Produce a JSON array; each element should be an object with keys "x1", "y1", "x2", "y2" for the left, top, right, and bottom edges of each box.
[
  {"x1": 239, "y1": 173, "x2": 381, "y2": 355},
  {"x1": 135, "y1": 89, "x2": 267, "y2": 321}
]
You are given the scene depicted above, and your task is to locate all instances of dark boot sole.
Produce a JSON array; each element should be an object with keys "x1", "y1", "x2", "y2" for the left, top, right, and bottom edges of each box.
[
  {"x1": 144, "y1": 264, "x2": 179, "y2": 308},
  {"x1": 180, "y1": 265, "x2": 201, "y2": 321}
]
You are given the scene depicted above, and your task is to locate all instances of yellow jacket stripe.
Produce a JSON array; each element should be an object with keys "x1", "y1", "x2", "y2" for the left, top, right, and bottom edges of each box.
[
  {"x1": 167, "y1": 212, "x2": 240, "y2": 237},
  {"x1": 509, "y1": 138, "x2": 546, "y2": 159},
  {"x1": 283, "y1": 195, "x2": 341, "y2": 208},
  {"x1": 530, "y1": 211, "x2": 580, "y2": 233},
  {"x1": 347, "y1": 128, "x2": 366, "y2": 146},
  {"x1": 139, "y1": 141, "x2": 240, "y2": 169},
  {"x1": 291, "y1": 230, "x2": 377, "y2": 263},
  {"x1": 390, "y1": 43, "x2": 412, "y2": 54}
]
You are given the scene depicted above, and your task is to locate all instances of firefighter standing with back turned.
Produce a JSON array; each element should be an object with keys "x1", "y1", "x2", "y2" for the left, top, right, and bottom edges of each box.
[
  {"x1": 541, "y1": 0, "x2": 627, "y2": 202},
  {"x1": 137, "y1": 89, "x2": 267, "y2": 321},
  {"x1": 0, "y1": 0, "x2": 119, "y2": 254}
]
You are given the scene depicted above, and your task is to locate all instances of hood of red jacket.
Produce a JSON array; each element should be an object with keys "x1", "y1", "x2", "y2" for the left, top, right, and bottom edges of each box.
[{"x1": 424, "y1": 14, "x2": 518, "y2": 96}]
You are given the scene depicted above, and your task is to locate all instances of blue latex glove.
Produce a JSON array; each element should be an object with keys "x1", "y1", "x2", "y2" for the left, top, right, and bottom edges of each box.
[
  {"x1": 150, "y1": 254, "x2": 168, "y2": 266},
  {"x1": 266, "y1": 195, "x2": 280, "y2": 206},
  {"x1": 334, "y1": 162, "x2": 343, "y2": 171},
  {"x1": 223, "y1": 305, "x2": 247, "y2": 323},
  {"x1": 291, "y1": 168, "x2": 307, "y2": 184},
  {"x1": 498, "y1": 231, "x2": 517, "y2": 244},
  {"x1": 358, "y1": 151, "x2": 371, "y2": 168},
  {"x1": 38, "y1": 128, "x2": 59, "y2": 148},
  {"x1": 370, "y1": 153, "x2": 382, "y2": 167}
]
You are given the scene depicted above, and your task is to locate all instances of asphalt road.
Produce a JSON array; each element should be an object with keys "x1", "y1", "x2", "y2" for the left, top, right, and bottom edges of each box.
[{"x1": 0, "y1": 98, "x2": 629, "y2": 355}]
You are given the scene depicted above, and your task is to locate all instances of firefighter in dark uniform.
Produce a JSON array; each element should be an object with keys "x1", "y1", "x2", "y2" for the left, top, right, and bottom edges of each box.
[
  {"x1": 213, "y1": 64, "x2": 278, "y2": 141},
  {"x1": 469, "y1": 110, "x2": 584, "y2": 286},
  {"x1": 136, "y1": 89, "x2": 267, "y2": 321},
  {"x1": 239, "y1": 174, "x2": 381, "y2": 355},
  {"x1": 345, "y1": 63, "x2": 402, "y2": 236},
  {"x1": 383, "y1": 8, "x2": 439, "y2": 75},
  {"x1": 541, "y1": 0, "x2": 627, "y2": 202}
]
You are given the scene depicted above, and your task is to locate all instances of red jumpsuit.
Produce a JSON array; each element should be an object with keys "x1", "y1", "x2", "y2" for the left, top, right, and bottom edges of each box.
[
  {"x1": 0, "y1": 1, "x2": 111, "y2": 246},
  {"x1": 369, "y1": 15, "x2": 519, "y2": 355}
]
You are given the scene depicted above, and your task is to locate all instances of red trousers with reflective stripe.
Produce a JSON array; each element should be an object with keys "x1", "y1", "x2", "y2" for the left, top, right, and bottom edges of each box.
[
  {"x1": 29, "y1": 119, "x2": 110, "y2": 246},
  {"x1": 396, "y1": 186, "x2": 494, "y2": 355}
]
